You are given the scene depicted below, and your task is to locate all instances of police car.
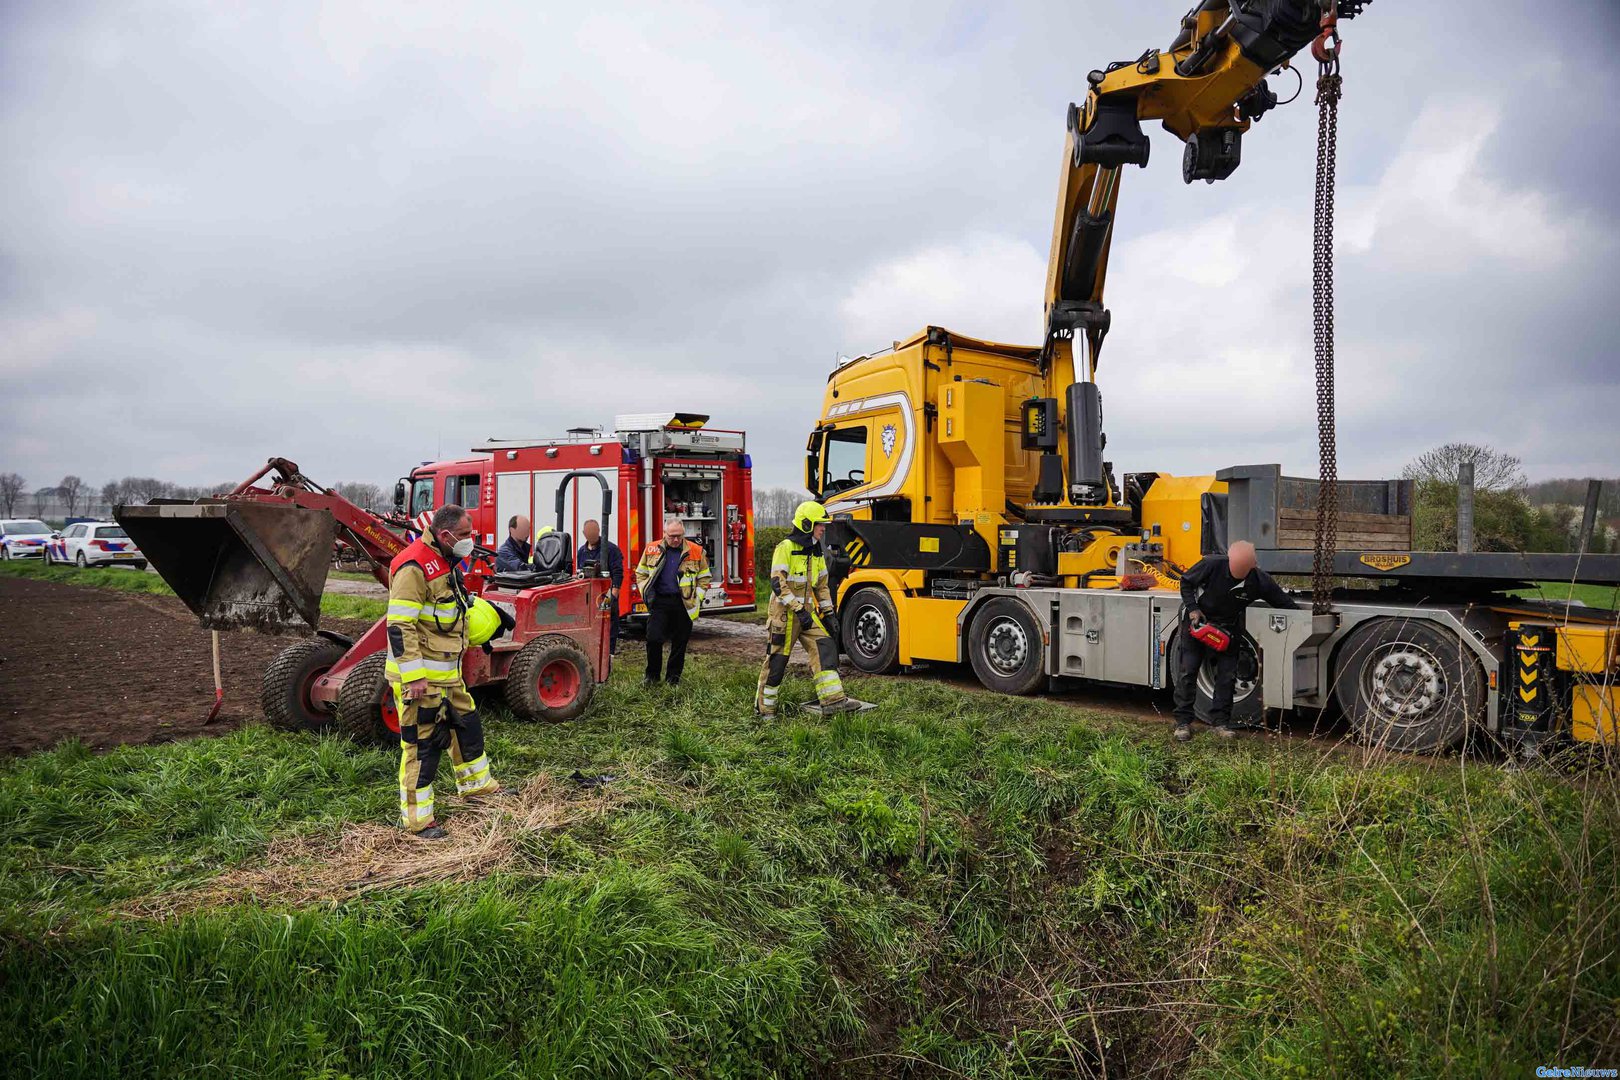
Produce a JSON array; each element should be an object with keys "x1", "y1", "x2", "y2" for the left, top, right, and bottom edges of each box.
[
  {"x1": 43, "y1": 521, "x2": 147, "y2": 569},
  {"x1": 0, "y1": 518, "x2": 53, "y2": 560}
]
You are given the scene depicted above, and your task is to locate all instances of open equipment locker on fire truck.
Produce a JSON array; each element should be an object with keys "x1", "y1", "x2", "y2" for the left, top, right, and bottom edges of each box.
[{"x1": 397, "y1": 412, "x2": 756, "y2": 626}]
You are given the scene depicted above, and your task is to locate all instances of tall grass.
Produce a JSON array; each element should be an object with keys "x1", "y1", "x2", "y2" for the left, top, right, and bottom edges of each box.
[{"x1": 0, "y1": 654, "x2": 1614, "y2": 1077}]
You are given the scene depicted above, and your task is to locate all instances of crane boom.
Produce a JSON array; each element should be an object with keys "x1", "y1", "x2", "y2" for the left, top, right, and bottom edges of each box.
[{"x1": 1043, "y1": 1, "x2": 1364, "y2": 389}]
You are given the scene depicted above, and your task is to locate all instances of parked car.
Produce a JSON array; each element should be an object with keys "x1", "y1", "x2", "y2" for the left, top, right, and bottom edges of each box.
[
  {"x1": 44, "y1": 521, "x2": 147, "y2": 569},
  {"x1": 0, "y1": 519, "x2": 53, "y2": 560}
]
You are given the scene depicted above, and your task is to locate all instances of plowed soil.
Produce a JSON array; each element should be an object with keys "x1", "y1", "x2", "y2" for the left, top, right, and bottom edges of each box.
[{"x1": 0, "y1": 575, "x2": 370, "y2": 757}]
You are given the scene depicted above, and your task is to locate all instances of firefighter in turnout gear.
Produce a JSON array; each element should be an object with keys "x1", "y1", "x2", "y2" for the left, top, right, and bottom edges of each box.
[
  {"x1": 634, "y1": 517, "x2": 712, "y2": 687},
  {"x1": 387, "y1": 504, "x2": 504, "y2": 838},
  {"x1": 755, "y1": 501, "x2": 868, "y2": 717}
]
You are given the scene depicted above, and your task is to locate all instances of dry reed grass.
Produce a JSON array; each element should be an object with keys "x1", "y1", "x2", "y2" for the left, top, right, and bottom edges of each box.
[{"x1": 124, "y1": 774, "x2": 621, "y2": 915}]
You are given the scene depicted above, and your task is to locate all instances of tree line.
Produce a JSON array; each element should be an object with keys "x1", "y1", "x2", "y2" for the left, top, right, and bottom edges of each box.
[
  {"x1": 753, "y1": 487, "x2": 812, "y2": 527},
  {"x1": 1403, "y1": 443, "x2": 1615, "y2": 554},
  {"x1": 0, "y1": 472, "x2": 393, "y2": 520}
]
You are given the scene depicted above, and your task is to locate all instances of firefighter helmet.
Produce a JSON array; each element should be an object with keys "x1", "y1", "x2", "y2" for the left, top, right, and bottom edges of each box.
[
  {"x1": 467, "y1": 596, "x2": 503, "y2": 647},
  {"x1": 793, "y1": 500, "x2": 830, "y2": 532}
]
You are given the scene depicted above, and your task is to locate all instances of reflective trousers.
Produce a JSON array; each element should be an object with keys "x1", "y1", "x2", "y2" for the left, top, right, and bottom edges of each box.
[
  {"x1": 756, "y1": 608, "x2": 846, "y2": 715},
  {"x1": 392, "y1": 678, "x2": 496, "y2": 832}
]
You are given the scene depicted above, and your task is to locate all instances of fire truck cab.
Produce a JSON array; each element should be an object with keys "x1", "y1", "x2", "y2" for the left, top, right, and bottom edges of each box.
[{"x1": 397, "y1": 412, "x2": 756, "y2": 625}]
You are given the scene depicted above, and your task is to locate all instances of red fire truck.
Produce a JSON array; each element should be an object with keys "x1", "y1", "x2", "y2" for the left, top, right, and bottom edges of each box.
[{"x1": 394, "y1": 412, "x2": 756, "y2": 625}]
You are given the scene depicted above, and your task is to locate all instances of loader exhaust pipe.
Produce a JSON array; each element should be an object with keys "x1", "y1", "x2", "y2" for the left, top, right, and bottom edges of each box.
[{"x1": 115, "y1": 501, "x2": 338, "y2": 633}]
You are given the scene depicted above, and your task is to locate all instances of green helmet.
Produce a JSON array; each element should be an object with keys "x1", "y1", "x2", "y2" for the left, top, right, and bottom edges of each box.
[
  {"x1": 793, "y1": 500, "x2": 830, "y2": 532},
  {"x1": 466, "y1": 596, "x2": 503, "y2": 647}
]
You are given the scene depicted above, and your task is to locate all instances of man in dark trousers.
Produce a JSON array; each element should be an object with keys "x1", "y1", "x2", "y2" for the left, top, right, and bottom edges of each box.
[
  {"x1": 633, "y1": 516, "x2": 712, "y2": 689},
  {"x1": 577, "y1": 518, "x2": 625, "y2": 654},
  {"x1": 1173, "y1": 540, "x2": 1299, "y2": 741}
]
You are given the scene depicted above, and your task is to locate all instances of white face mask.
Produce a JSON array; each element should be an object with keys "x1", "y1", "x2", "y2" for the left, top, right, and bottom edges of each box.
[{"x1": 447, "y1": 535, "x2": 475, "y2": 559}]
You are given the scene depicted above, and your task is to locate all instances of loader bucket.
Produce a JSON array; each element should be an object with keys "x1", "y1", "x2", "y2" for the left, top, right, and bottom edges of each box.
[{"x1": 115, "y1": 501, "x2": 338, "y2": 632}]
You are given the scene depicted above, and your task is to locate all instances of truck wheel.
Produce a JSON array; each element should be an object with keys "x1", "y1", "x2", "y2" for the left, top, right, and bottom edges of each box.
[
  {"x1": 968, "y1": 597, "x2": 1046, "y2": 695},
  {"x1": 261, "y1": 637, "x2": 346, "y2": 732},
  {"x1": 842, "y1": 587, "x2": 900, "y2": 674},
  {"x1": 1332, "y1": 618, "x2": 1483, "y2": 753},
  {"x1": 505, "y1": 635, "x2": 595, "y2": 722},
  {"x1": 1169, "y1": 629, "x2": 1264, "y2": 727},
  {"x1": 336, "y1": 652, "x2": 398, "y2": 746}
]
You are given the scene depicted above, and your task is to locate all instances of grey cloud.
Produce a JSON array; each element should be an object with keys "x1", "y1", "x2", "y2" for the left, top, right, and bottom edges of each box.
[{"x1": 1, "y1": 1, "x2": 1615, "y2": 495}]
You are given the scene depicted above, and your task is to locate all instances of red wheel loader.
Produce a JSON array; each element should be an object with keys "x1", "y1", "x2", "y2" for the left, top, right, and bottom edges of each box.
[{"x1": 115, "y1": 457, "x2": 615, "y2": 743}]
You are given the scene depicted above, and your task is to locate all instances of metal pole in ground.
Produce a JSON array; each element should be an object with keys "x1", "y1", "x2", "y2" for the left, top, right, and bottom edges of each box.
[
  {"x1": 1577, "y1": 479, "x2": 1602, "y2": 555},
  {"x1": 1457, "y1": 461, "x2": 1475, "y2": 554}
]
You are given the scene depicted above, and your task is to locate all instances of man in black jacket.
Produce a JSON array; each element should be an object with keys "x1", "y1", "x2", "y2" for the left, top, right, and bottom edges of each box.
[
  {"x1": 494, "y1": 516, "x2": 532, "y2": 573},
  {"x1": 1173, "y1": 540, "x2": 1299, "y2": 741},
  {"x1": 576, "y1": 519, "x2": 625, "y2": 654}
]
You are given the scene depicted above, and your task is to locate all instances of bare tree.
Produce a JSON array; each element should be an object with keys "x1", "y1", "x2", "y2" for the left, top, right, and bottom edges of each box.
[
  {"x1": 123, "y1": 477, "x2": 174, "y2": 503},
  {"x1": 31, "y1": 487, "x2": 54, "y2": 518},
  {"x1": 1402, "y1": 443, "x2": 1526, "y2": 493},
  {"x1": 58, "y1": 475, "x2": 85, "y2": 517},
  {"x1": 0, "y1": 473, "x2": 24, "y2": 516},
  {"x1": 335, "y1": 481, "x2": 386, "y2": 512},
  {"x1": 754, "y1": 487, "x2": 807, "y2": 526}
]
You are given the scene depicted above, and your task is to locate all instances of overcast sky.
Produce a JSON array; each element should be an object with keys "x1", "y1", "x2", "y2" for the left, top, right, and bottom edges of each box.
[{"x1": 3, "y1": 1, "x2": 1617, "y2": 498}]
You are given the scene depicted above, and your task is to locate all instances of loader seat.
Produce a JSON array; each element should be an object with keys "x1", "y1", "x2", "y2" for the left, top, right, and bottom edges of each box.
[{"x1": 490, "y1": 530, "x2": 572, "y2": 589}]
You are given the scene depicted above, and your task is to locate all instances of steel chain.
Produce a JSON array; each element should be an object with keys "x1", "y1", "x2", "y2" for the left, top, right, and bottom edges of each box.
[{"x1": 1310, "y1": 68, "x2": 1342, "y2": 616}]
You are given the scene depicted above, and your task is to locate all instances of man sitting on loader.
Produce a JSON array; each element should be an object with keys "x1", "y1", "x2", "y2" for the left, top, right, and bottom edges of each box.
[
  {"x1": 387, "y1": 504, "x2": 507, "y2": 838},
  {"x1": 755, "y1": 500, "x2": 870, "y2": 719},
  {"x1": 1173, "y1": 540, "x2": 1299, "y2": 742}
]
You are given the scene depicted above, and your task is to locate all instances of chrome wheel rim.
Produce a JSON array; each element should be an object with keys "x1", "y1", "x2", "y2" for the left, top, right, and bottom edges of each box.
[
  {"x1": 984, "y1": 616, "x2": 1029, "y2": 676},
  {"x1": 1363, "y1": 643, "x2": 1445, "y2": 721},
  {"x1": 852, "y1": 605, "x2": 886, "y2": 659}
]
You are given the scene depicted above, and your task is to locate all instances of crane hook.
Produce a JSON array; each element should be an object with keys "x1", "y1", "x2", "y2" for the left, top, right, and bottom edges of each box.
[{"x1": 1311, "y1": 6, "x2": 1342, "y2": 74}]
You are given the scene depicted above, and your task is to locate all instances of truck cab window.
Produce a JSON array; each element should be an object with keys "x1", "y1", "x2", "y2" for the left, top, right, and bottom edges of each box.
[
  {"x1": 821, "y1": 427, "x2": 868, "y2": 496},
  {"x1": 453, "y1": 474, "x2": 480, "y2": 509},
  {"x1": 410, "y1": 478, "x2": 435, "y2": 516}
]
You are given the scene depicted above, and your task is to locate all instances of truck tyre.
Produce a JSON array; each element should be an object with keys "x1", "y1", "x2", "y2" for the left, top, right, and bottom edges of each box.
[
  {"x1": 842, "y1": 587, "x2": 901, "y2": 674},
  {"x1": 968, "y1": 597, "x2": 1046, "y2": 696},
  {"x1": 1169, "y1": 629, "x2": 1264, "y2": 727},
  {"x1": 505, "y1": 635, "x2": 595, "y2": 722},
  {"x1": 336, "y1": 652, "x2": 398, "y2": 746},
  {"x1": 1332, "y1": 618, "x2": 1483, "y2": 753},
  {"x1": 262, "y1": 637, "x2": 346, "y2": 733}
]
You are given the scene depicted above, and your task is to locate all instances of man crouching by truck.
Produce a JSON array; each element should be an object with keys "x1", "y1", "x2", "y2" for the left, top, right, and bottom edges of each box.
[
  {"x1": 1173, "y1": 540, "x2": 1299, "y2": 742},
  {"x1": 387, "y1": 504, "x2": 505, "y2": 838}
]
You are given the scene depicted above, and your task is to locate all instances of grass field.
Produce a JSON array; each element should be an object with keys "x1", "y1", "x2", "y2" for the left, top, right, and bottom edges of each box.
[
  {"x1": 1512, "y1": 580, "x2": 1620, "y2": 610},
  {"x1": 1, "y1": 648, "x2": 1614, "y2": 1077},
  {"x1": 0, "y1": 559, "x2": 388, "y2": 621}
]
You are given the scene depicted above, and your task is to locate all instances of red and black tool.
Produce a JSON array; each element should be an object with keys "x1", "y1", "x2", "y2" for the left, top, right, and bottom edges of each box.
[{"x1": 1188, "y1": 621, "x2": 1231, "y2": 653}]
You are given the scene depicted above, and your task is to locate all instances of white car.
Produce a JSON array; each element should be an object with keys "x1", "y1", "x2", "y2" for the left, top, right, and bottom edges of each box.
[
  {"x1": 0, "y1": 518, "x2": 53, "y2": 560},
  {"x1": 44, "y1": 521, "x2": 148, "y2": 569}
]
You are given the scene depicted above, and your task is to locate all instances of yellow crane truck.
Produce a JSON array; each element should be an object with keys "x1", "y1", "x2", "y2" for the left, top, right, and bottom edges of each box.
[{"x1": 805, "y1": 1, "x2": 1619, "y2": 753}]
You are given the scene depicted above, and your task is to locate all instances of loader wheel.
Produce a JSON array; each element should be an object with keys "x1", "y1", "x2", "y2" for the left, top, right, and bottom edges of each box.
[
  {"x1": 842, "y1": 587, "x2": 900, "y2": 674},
  {"x1": 262, "y1": 637, "x2": 346, "y2": 733},
  {"x1": 968, "y1": 597, "x2": 1046, "y2": 696},
  {"x1": 1332, "y1": 618, "x2": 1484, "y2": 753},
  {"x1": 336, "y1": 652, "x2": 398, "y2": 746},
  {"x1": 1168, "y1": 628, "x2": 1264, "y2": 727},
  {"x1": 505, "y1": 635, "x2": 595, "y2": 722}
]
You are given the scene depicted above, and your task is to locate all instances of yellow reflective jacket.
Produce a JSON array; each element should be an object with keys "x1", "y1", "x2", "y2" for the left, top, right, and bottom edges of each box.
[
  {"x1": 634, "y1": 539, "x2": 712, "y2": 621},
  {"x1": 768, "y1": 535, "x2": 833, "y2": 616},
  {"x1": 386, "y1": 538, "x2": 468, "y2": 684}
]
